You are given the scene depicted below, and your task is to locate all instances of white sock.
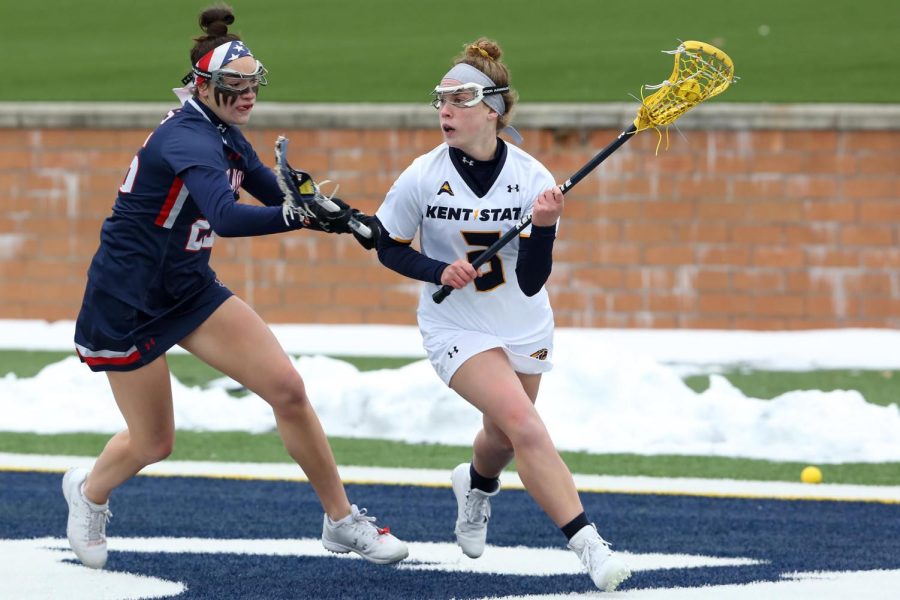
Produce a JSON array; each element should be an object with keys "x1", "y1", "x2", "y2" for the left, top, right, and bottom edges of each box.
[{"x1": 80, "y1": 483, "x2": 108, "y2": 511}]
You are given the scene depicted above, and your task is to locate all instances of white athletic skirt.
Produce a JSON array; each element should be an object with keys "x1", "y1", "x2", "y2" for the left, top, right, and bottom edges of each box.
[{"x1": 420, "y1": 324, "x2": 554, "y2": 385}]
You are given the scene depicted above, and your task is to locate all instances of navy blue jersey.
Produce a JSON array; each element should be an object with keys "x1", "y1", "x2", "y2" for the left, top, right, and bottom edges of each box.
[{"x1": 88, "y1": 98, "x2": 296, "y2": 313}]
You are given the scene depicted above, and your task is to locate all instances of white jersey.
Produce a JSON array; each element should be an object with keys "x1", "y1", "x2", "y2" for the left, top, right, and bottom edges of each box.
[{"x1": 376, "y1": 142, "x2": 556, "y2": 347}]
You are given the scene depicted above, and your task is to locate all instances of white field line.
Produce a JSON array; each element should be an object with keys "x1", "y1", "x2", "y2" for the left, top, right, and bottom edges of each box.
[
  {"x1": 2, "y1": 452, "x2": 900, "y2": 503},
  {"x1": 12, "y1": 536, "x2": 900, "y2": 600}
]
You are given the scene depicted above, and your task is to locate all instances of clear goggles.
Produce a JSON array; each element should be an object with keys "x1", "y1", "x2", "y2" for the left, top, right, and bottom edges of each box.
[
  {"x1": 210, "y1": 61, "x2": 268, "y2": 93},
  {"x1": 430, "y1": 82, "x2": 509, "y2": 109},
  {"x1": 184, "y1": 60, "x2": 269, "y2": 93}
]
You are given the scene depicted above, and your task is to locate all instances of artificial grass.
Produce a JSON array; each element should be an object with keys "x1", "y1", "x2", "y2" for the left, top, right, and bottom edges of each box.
[
  {"x1": 2, "y1": 0, "x2": 898, "y2": 103},
  {"x1": 1, "y1": 431, "x2": 898, "y2": 486},
  {"x1": 683, "y1": 369, "x2": 900, "y2": 407}
]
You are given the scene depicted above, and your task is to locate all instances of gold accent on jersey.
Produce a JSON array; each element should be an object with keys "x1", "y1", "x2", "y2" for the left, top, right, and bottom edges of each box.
[{"x1": 438, "y1": 181, "x2": 454, "y2": 196}]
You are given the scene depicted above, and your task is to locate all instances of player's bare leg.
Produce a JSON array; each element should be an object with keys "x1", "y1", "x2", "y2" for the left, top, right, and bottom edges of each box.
[
  {"x1": 65, "y1": 355, "x2": 176, "y2": 568},
  {"x1": 181, "y1": 296, "x2": 408, "y2": 563},
  {"x1": 458, "y1": 373, "x2": 539, "y2": 555},
  {"x1": 179, "y1": 296, "x2": 351, "y2": 518},
  {"x1": 82, "y1": 357, "x2": 177, "y2": 503},
  {"x1": 452, "y1": 348, "x2": 629, "y2": 589},
  {"x1": 470, "y1": 371, "x2": 541, "y2": 478},
  {"x1": 451, "y1": 348, "x2": 582, "y2": 527}
]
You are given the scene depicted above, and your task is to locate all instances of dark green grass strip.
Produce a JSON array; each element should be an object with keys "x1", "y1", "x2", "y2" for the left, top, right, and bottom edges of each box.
[
  {"x1": 1, "y1": 431, "x2": 898, "y2": 486},
  {"x1": 2, "y1": 0, "x2": 898, "y2": 102}
]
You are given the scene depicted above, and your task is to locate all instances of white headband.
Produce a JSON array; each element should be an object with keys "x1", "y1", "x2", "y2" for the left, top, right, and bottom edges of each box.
[
  {"x1": 441, "y1": 63, "x2": 523, "y2": 144},
  {"x1": 443, "y1": 64, "x2": 505, "y2": 114}
]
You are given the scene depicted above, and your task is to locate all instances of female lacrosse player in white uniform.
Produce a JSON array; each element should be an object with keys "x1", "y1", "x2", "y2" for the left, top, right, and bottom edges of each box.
[{"x1": 374, "y1": 38, "x2": 630, "y2": 592}]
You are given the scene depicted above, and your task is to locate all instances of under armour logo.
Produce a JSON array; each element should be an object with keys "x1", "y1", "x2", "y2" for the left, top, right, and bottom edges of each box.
[
  {"x1": 448, "y1": 345, "x2": 459, "y2": 358},
  {"x1": 507, "y1": 184, "x2": 519, "y2": 192},
  {"x1": 462, "y1": 157, "x2": 474, "y2": 166}
]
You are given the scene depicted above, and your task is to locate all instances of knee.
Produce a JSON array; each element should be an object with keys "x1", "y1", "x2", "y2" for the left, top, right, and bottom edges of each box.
[
  {"x1": 133, "y1": 432, "x2": 175, "y2": 465},
  {"x1": 264, "y1": 371, "x2": 311, "y2": 416},
  {"x1": 503, "y1": 410, "x2": 548, "y2": 450}
]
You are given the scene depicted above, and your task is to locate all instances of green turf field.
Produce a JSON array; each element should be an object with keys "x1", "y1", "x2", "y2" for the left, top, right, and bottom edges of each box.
[
  {"x1": 2, "y1": 0, "x2": 896, "y2": 103},
  {"x1": 3, "y1": 351, "x2": 898, "y2": 485},
  {"x1": 2, "y1": 430, "x2": 898, "y2": 486}
]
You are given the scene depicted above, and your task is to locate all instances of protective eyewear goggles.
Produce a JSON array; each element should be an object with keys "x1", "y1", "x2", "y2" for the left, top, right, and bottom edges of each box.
[
  {"x1": 430, "y1": 82, "x2": 509, "y2": 109},
  {"x1": 183, "y1": 60, "x2": 269, "y2": 93},
  {"x1": 210, "y1": 61, "x2": 268, "y2": 93}
]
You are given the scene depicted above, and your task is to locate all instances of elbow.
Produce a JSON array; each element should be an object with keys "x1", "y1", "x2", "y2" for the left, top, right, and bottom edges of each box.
[
  {"x1": 376, "y1": 246, "x2": 389, "y2": 267},
  {"x1": 376, "y1": 232, "x2": 404, "y2": 268},
  {"x1": 516, "y1": 264, "x2": 551, "y2": 297},
  {"x1": 516, "y1": 271, "x2": 544, "y2": 297},
  {"x1": 205, "y1": 211, "x2": 241, "y2": 237},
  {"x1": 518, "y1": 282, "x2": 542, "y2": 297},
  {"x1": 211, "y1": 224, "x2": 240, "y2": 238}
]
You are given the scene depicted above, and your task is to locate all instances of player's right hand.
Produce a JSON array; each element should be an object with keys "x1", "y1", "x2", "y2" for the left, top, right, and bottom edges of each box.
[
  {"x1": 531, "y1": 186, "x2": 564, "y2": 227},
  {"x1": 440, "y1": 259, "x2": 479, "y2": 289}
]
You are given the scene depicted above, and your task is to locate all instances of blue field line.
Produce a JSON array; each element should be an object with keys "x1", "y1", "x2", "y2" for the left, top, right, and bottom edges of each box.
[{"x1": 3, "y1": 470, "x2": 900, "y2": 599}]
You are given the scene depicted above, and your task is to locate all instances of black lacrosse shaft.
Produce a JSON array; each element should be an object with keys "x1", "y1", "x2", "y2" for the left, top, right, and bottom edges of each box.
[{"x1": 432, "y1": 123, "x2": 638, "y2": 304}]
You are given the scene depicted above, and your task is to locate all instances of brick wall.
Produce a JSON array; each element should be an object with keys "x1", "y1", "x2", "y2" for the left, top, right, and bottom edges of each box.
[{"x1": 1, "y1": 104, "x2": 898, "y2": 329}]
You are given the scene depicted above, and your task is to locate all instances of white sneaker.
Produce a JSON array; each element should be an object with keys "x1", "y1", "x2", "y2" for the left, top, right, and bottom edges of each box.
[
  {"x1": 568, "y1": 524, "x2": 631, "y2": 592},
  {"x1": 322, "y1": 504, "x2": 408, "y2": 564},
  {"x1": 62, "y1": 468, "x2": 112, "y2": 569},
  {"x1": 451, "y1": 463, "x2": 499, "y2": 559}
]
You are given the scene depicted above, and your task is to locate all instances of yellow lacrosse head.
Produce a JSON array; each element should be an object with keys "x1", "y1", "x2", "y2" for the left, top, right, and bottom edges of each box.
[{"x1": 635, "y1": 40, "x2": 735, "y2": 130}]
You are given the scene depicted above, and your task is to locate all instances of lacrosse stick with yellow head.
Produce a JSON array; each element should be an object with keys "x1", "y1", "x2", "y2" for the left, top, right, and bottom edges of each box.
[
  {"x1": 556, "y1": 40, "x2": 736, "y2": 195},
  {"x1": 433, "y1": 40, "x2": 736, "y2": 304},
  {"x1": 634, "y1": 40, "x2": 734, "y2": 131}
]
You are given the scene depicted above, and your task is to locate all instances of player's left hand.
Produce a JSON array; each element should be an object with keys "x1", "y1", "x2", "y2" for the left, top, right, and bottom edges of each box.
[
  {"x1": 308, "y1": 195, "x2": 354, "y2": 233},
  {"x1": 531, "y1": 186, "x2": 564, "y2": 227},
  {"x1": 350, "y1": 211, "x2": 381, "y2": 250}
]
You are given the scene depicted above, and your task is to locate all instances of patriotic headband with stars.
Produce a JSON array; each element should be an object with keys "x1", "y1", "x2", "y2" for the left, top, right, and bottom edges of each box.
[{"x1": 182, "y1": 40, "x2": 255, "y2": 86}]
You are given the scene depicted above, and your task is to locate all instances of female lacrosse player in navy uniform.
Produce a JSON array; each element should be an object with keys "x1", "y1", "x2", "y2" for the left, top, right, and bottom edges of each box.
[
  {"x1": 63, "y1": 4, "x2": 406, "y2": 570},
  {"x1": 374, "y1": 38, "x2": 630, "y2": 591}
]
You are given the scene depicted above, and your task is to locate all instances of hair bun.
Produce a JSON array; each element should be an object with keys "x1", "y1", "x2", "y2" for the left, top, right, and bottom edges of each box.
[
  {"x1": 467, "y1": 39, "x2": 501, "y2": 62},
  {"x1": 199, "y1": 5, "x2": 236, "y2": 36}
]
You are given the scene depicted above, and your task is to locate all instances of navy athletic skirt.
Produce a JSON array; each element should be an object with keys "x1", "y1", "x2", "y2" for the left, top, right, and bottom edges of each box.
[{"x1": 73, "y1": 278, "x2": 233, "y2": 372}]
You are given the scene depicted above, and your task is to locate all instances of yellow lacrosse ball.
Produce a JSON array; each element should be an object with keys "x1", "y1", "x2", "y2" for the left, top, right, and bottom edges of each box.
[
  {"x1": 800, "y1": 466, "x2": 823, "y2": 484},
  {"x1": 675, "y1": 79, "x2": 702, "y2": 103}
]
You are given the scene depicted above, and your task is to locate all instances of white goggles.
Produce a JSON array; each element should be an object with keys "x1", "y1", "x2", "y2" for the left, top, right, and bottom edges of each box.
[{"x1": 430, "y1": 82, "x2": 509, "y2": 109}]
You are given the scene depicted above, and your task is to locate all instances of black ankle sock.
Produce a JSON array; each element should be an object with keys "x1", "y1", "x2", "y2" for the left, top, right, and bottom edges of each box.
[
  {"x1": 469, "y1": 464, "x2": 500, "y2": 493},
  {"x1": 561, "y1": 512, "x2": 591, "y2": 541}
]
